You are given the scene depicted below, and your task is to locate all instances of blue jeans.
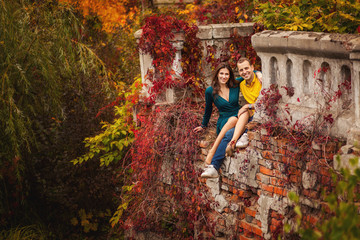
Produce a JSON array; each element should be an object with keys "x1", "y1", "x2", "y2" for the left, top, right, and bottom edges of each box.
[
  {"x1": 211, "y1": 116, "x2": 252, "y2": 170},
  {"x1": 211, "y1": 127, "x2": 235, "y2": 170}
]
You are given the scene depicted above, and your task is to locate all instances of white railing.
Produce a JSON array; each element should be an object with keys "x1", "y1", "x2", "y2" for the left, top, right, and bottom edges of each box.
[{"x1": 252, "y1": 30, "x2": 360, "y2": 143}]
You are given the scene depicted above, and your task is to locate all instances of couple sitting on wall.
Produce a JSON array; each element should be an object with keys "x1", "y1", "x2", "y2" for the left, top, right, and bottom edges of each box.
[{"x1": 194, "y1": 58, "x2": 262, "y2": 178}]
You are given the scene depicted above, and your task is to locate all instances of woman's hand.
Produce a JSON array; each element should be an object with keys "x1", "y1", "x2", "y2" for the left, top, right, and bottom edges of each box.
[
  {"x1": 193, "y1": 126, "x2": 205, "y2": 133},
  {"x1": 256, "y1": 71, "x2": 263, "y2": 84}
]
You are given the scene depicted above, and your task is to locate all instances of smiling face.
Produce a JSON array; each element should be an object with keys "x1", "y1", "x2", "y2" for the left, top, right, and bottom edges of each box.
[
  {"x1": 217, "y1": 67, "x2": 230, "y2": 85},
  {"x1": 237, "y1": 60, "x2": 254, "y2": 82}
]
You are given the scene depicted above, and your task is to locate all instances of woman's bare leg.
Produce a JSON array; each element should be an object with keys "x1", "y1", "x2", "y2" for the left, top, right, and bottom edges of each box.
[
  {"x1": 225, "y1": 111, "x2": 250, "y2": 156},
  {"x1": 205, "y1": 117, "x2": 237, "y2": 165}
]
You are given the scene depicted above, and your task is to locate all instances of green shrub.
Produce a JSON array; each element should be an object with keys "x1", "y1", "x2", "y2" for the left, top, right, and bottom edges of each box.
[
  {"x1": 0, "y1": 225, "x2": 50, "y2": 240},
  {"x1": 254, "y1": 0, "x2": 360, "y2": 33},
  {"x1": 287, "y1": 155, "x2": 360, "y2": 239}
]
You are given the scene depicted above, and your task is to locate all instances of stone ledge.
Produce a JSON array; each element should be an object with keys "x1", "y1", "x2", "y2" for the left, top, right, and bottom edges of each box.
[{"x1": 252, "y1": 30, "x2": 360, "y2": 59}]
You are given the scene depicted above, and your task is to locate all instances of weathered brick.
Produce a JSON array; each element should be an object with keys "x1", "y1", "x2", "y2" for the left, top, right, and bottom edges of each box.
[
  {"x1": 288, "y1": 166, "x2": 301, "y2": 176},
  {"x1": 218, "y1": 217, "x2": 226, "y2": 226},
  {"x1": 273, "y1": 162, "x2": 285, "y2": 172},
  {"x1": 230, "y1": 195, "x2": 239, "y2": 202},
  {"x1": 303, "y1": 189, "x2": 320, "y2": 199},
  {"x1": 273, "y1": 169, "x2": 287, "y2": 179},
  {"x1": 278, "y1": 148, "x2": 287, "y2": 155},
  {"x1": 261, "y1": 135, "x2": 270, "y2": 143},
  {"x1": 282, "y1": 189, "x2": 288, "y2": 197},
  {"x1": 280, "y1": 155, "x2": 289, "y2": 164},
  {"x1": 240, "y1": 221, "x2": 263, "y2": 237},
  {"x1": 256, "y1": 219, "x2": 261, "y2": 228},
  {"x1": 258, "y1": 159, "x2": 267, "y2": 167},
  {"x1": 228, "y1": 179, "x2": 235, "y2": 186},
  {"x1": 244, "y1": 229, "x2": 254, "y2": 238},
  {"x1": 289, "y1": 174, "x2": 300, "y2": 183},
  {"x1": 259, "y1": 166, "x2": 274, "y2": 176},
  {"x1": 249, "y1": 139, "x2": 257, "y2": 147},
  {"x1": 260, "y1": 183, "x2": 274, "y2": 193},
  {"x1": 260, "y1": 127, "x2": 269, "y2": 136},
  {"x1": 262, "y1": 150, "x2": 274, "y2": 160},
  {"x1": 270, "y1": 177, "x2": 285, "y2": 187},
  {"x1": 273, "y1": 153, "x2": 282, "y2": 161},
  {"x1": 273, "y1": 186, "x2": 283, "y2": 196},
  {"x1": 247, "y1": 122, "x2": 260, "y2": 130},
  {"x1": 239, "y1": 235, "x2": 253, "y2": 240},
  {"x1": 238, "y1": 189, "x2": 251, "y2": 198},
  {"x1": 248, "y1": 131, "x2": 260, "y2": 141},
  {"x1": 270, "y1": 211, "x2": 284, "y2": 220},
  {"x1": 271, "y1": 218, "x2": 283, "y2": 228},
  {"x1": 257, "y1": 173, "x2": 270, "y2": 185},
  {"x1": 289, "y1": 159, "x2": 299, "y2": 167},
  {"x1": 245, "y1": 207, "x2": 257, "y2": 217},
  {"x1": 253, "y1": 235, "x2": 264, "y2": 240},
  {"x1": 252, "y1": 225, "x2": 263, "y2": 237},
  {"x1": 257, "y1": 141, "x2": 265, "y2": 150}
]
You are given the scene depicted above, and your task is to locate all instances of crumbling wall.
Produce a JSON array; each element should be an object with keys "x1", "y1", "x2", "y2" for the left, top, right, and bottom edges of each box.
[{"x1": 197, "y1": 122, "x2": 341, "y2": 239}]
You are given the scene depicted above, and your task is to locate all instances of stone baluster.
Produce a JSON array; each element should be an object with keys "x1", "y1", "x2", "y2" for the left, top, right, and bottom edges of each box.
[{"x1": 252, "y1": 30, "x2": 360, "y2": 144}]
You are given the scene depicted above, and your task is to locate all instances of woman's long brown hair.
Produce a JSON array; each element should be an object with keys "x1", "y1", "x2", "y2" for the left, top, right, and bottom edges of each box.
[{"x1": 211, "y1": 62, "x2": 237, "y2": 98}]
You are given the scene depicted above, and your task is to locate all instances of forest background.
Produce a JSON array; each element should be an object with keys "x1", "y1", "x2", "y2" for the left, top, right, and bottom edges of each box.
[{"x1": 1, "y1": 0, "x2": 359, "y2": 239}]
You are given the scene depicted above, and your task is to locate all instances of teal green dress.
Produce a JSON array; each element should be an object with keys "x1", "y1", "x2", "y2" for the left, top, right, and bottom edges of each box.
[
  {"x1": 201, "y1": 86, "x2": 240, "y2": 134},
  {"x1": 200, "y1": 71, "x2": 259, "y2": 134}
]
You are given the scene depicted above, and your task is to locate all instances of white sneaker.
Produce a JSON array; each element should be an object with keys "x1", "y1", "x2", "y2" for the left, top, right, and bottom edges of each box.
[
  {"x1": 201, "y1": 165, "x2": 219, "y2": 178},
  {"x1": 236, "y1": 133, "x2": 249, "y2": 148}
]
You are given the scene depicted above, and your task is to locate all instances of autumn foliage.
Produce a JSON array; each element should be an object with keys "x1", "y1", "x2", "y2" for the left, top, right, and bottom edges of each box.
[
  {"x1": 2, "y1": 0, "x2": 360, "y2": 238},
  {"x1": 59, "y1": 0, "x2": 141, "y2": 32}
]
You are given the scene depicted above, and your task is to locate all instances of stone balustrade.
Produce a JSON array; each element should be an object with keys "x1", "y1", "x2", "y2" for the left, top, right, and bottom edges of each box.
[{"x1": 251, "y1": 30, "x2": 360, "y2": 144}]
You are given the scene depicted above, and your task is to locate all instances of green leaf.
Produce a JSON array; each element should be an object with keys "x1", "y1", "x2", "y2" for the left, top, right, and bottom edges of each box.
[
  {"x1": 288, "y1": 191, "x2": 299, "y2": 203},
  {"x1": 294, "y1": 205, "x2": 302, "y2": 218}
]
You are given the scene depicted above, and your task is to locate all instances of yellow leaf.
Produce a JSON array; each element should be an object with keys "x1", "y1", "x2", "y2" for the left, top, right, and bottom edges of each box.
[{"x1": 70, "y1": 217, "x2": 78, "y2": 226}]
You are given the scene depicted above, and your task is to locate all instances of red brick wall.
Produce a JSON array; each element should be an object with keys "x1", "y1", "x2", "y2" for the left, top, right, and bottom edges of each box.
[{"x1": 197, "y1": 122, "x2": 341, "y2": 239}]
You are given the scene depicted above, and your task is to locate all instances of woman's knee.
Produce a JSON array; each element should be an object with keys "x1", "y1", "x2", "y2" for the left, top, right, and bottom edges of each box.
[
  {"x1": 239, "y1": 111, "x2": 250, "y2": 121},
  {"x1": 226, "y1": 117, "x2": 238, "y2": 127}
]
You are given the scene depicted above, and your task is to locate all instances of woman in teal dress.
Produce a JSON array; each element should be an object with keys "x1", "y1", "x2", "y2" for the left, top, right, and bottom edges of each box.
[
  {"x1": 193, "y1": 63, "x2": 241, "y2": 164},
  {"x1": 197, "y1": 63, "x2": 240, "y2": 134}
]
